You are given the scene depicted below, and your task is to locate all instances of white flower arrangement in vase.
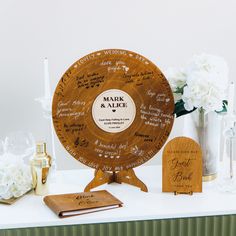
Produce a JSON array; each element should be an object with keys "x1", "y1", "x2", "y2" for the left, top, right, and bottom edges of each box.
[
  {"x1": 167, "y1": 53, "x2": 229, "y2": 116},
  {"x1": 0, "y1": 154, "x2": 32, "y2": 200},
  {"x1": 166, "y1": 53, "x2": 229, "y2": 180}
]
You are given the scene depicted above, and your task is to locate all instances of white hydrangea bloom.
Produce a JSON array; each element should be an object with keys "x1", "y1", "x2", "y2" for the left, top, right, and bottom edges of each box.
[
  {"x1": 182, "y1": 72, "x2": 224, "y2": 112},
  {"x1": 166, "y1": 53, "x2": 229, "y2": 113},
  {"x1": 182, "y1": 54, "x2": 229, "y2": 112},
  {"x1": 0, "y1": 154, "x2": 32, "y2": 199},
  {"x1": 186, "y1": 53, "x2": 229, "y2": 91}
]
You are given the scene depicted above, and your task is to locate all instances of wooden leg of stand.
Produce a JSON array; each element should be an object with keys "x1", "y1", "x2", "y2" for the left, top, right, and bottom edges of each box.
[
  {"x1": 115, "y1": 169, "x2": 148, "y2": 192},
  {"x1": 84, "y1": 169, "x2": 114, "y2": 192},
  {"x1": 84, "y1": 168, "x2": 148, "y2": 192}
]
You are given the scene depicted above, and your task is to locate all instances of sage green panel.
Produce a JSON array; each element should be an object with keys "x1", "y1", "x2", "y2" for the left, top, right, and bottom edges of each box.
[{"x1": 1, "y1": 215, "x2": 236, "y2": 236}]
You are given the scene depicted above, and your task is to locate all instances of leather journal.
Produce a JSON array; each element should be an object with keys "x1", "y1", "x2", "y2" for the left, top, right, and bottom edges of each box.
[{"x1": 43, "y1": 190, "x2": 123, "y2": 218}]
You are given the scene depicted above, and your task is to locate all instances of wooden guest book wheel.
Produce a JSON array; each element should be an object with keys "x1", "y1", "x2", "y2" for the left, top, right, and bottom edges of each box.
[{"x1": 52, "y1": 49, "x2": 174, "y2": 192}]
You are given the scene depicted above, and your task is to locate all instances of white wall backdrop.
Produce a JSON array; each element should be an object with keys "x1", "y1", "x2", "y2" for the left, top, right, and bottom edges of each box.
[{"x1": 0, "y1": 0, "x2": 235, "y2": 169}]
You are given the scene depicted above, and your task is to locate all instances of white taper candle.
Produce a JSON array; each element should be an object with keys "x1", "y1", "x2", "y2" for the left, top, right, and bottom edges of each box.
[{"x1": 44, "y1": 58, "x2": 51, "y2": 99}]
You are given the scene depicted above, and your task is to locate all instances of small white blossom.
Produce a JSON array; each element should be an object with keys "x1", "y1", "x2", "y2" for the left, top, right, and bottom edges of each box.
[
  {"x1": 165, "y1": 67, "x2": 187, "y2": 91},
  {"x1": 0, "y1": 154, "x2": 32, "y2": 199},
  {"x1": 165, "y1": 67, "x2": 187, "y2": 102}
]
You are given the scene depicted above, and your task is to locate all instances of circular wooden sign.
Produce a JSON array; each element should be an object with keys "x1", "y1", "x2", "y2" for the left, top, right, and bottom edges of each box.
[{"x1": 52, "y1": 49, "x2": 174, "y2": 171}]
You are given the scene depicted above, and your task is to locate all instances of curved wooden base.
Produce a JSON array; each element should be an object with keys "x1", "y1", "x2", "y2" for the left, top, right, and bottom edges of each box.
[{"x1": 84, "y1": 169, "x2": 148, "y2": 192}]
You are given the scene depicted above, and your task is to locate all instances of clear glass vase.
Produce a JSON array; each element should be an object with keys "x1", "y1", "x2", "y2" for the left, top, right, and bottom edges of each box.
[
  {"x1": 217, "y1": 116, "x2": 236, "y2": 193},
  {"x1": 184, "y1": 109, "x2": 224, "y2": 181}
]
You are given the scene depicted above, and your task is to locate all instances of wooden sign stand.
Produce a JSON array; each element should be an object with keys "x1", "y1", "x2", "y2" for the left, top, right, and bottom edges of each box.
[
  {"x1": 174, "y1": 191, "x2": 193, "y2": 195},
  {"x1": 84, "y1": 169, "x2": 148, "y2": 192},
  {"x1": 162, "y1": 136, "x2": 202, "y2": 195}
]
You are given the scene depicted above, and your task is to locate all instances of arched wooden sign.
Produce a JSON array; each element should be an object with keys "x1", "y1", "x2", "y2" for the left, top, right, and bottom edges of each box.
[
  {"x1": 52, "y1": 49, "x2": 174, "y2": 191},
  {"x1": 162, "y1": 137, "x2": 202, "y2": 194}
]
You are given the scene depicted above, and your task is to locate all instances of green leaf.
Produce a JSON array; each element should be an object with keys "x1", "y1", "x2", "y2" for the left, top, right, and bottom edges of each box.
[
  {"x1": 215, "y1": 100, "x2": 228, "y2": 114},
  {"x1": 174, "y1": 85, "x2": 186, "y2": 94},
  {"x1": 174, "y1": 99, "x2": 196, "y2": 118}
]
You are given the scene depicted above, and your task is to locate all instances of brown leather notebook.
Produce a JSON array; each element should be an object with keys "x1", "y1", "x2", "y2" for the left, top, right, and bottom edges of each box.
[{"x1": 43, "y1": 190, "x2": 123, "y2": 218}]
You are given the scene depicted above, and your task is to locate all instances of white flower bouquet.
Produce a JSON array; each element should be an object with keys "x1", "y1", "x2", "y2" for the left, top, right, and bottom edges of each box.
[
  {"x1": 0, "y1": 154, "x2": 32, "y2": 200},
  {"x1": 166, "y1": 53, "x2": 229, "y2": 117}
]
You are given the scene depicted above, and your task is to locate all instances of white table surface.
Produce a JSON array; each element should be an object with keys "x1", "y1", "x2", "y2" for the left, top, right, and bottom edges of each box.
[{"x1": 1, "y1": 165, "x2": 236, "y2": 230}]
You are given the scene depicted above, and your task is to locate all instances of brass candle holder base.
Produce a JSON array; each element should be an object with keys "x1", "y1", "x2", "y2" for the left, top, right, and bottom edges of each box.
[{"x1": 202, "y1": 173, "x2": 217, "y2": 182}]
